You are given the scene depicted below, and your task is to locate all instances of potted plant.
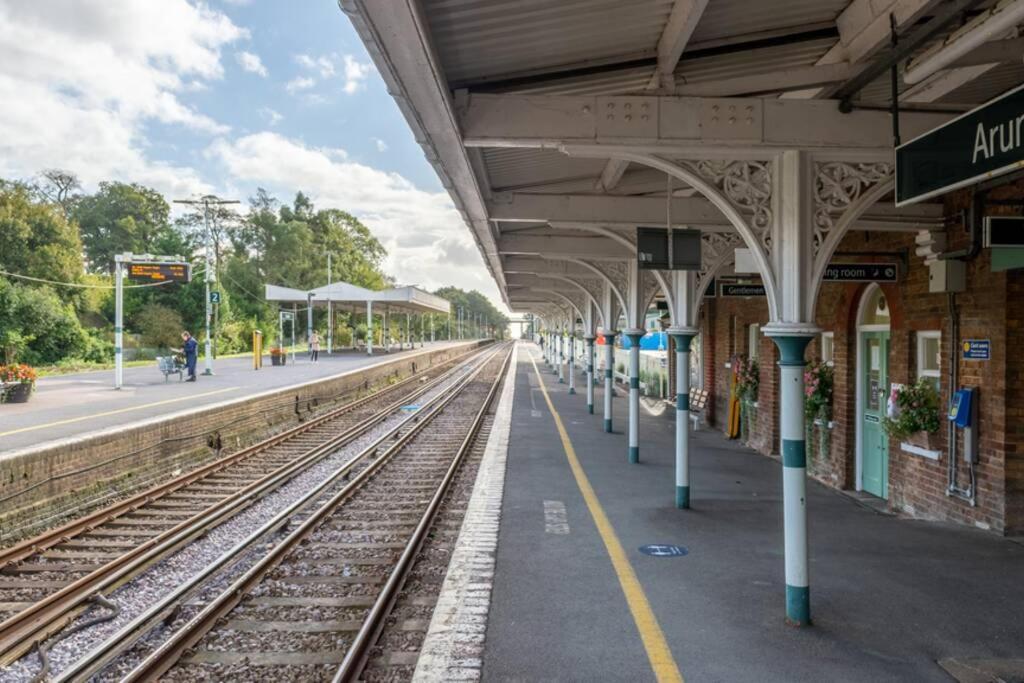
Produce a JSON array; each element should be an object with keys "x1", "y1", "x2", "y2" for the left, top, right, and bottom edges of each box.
[
  {"x1": 269, "y1": 347, "x2": 287, "y2": 366},
  {"x1": 882, "y1": 378, "x2": 941, "y2": 444},
  {"x1": 804, "y1": 361, "x2": 834, "y2": 460},
  {"x1": 732, "y1": 355, "x2": 759, "y2": 440},
  {"x1": 1, "y1": 363, "x2": 37, "y2": 403}
]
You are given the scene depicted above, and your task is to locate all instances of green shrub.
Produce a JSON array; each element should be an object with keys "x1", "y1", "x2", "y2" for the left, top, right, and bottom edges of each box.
[
  {"x1": 136, "y1": 304, "x2": 185, "y2": 351},
  {"x1": 0, "y1": 278, "x2": 87, "y2": 364}
]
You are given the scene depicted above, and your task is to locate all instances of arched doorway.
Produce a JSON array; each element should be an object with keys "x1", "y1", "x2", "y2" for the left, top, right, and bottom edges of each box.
[{"x1": 856, "y1": 284, "x2": 891, "y2": 499}]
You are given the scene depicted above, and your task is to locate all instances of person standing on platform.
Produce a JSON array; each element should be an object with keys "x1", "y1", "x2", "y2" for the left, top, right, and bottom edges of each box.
[
  {"x1": 310, "y1": 331, "x2": 321, "y2": 363},
  {"x1": 181, "y1": 331, "x2": 198, "y2": 382}
]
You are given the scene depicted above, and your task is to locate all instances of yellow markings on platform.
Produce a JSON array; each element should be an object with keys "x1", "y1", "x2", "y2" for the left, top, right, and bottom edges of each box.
[
  {"x1": 527, "y1": 351, "x2": 683, "y2": 683},
  {"x1": 0, "y1": 387, "x2": 239, "y2": 438}
]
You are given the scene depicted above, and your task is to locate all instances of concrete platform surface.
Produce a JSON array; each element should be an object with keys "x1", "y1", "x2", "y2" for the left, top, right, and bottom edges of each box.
[
  {"x1": 0, "y1": 342, "x2": 466, "y2": 454},
  {"x1": 483, "y1": 345, "x2": 1024, "y2": 682}
]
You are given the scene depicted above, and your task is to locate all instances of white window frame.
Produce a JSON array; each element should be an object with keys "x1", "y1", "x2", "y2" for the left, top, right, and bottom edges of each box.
[
  {"x1": 748, "y1": 323, "x2": 760, "y2": 361},
  {"x1": 820, "y1": 331, "x2": 835, "y2": 366},
  {"x1": 917, "y1": 330, "x2": 941, "y2": 382}
]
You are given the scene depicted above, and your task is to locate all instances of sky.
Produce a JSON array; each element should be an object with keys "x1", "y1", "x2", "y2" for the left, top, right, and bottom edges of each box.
[{"x1": 0, "y1": 0, "x2": 507, "y2": 312}]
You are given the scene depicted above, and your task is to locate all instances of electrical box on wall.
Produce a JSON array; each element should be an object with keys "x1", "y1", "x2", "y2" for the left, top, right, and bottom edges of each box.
[{"x1": 929, "y1": 260, "x2": 965, "y2": 293}]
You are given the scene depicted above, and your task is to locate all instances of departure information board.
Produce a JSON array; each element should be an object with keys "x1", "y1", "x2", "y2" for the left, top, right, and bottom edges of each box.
[{"x1": 126, "y1": 262, "x2": 191, "y2": 283}]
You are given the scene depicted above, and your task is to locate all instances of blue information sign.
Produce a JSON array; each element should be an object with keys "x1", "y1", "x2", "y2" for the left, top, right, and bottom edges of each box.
[
  {"x1": 638, "y1": 544, "x2": 688, "y2": 557},
  {"x1": 962, "y1": 339, "x2": 990, "y2": 360}
]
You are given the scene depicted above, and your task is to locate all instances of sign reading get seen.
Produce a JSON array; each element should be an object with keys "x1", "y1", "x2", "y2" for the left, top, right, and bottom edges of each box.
[
  {"x1": 896, "y1": 84, "x2": 1024, "y2": 205},
  {"x1": 126, "y1": 262, "x2": 191, "y2": 284}
]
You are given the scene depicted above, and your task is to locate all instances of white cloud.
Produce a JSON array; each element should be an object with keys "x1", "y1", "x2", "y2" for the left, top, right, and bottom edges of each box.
[
  {"x1": 373, "y1": 137, "x2": 388, "y2": 152},
  {"x1": 0, "y1": 0, "x2": 241, "y2": 197},
  {"x1": 342, "y1": 55, "x2": 373, "y2": 94},
  {"x1": 295, "y1": 53, "x2": 335, "y2": 78},
  {"x1": 208, "y1": 132, "x2": 500, "y2": 301},
  {"x1": 260, "y1": 107, "x2": 283, "y2": 126},
  {"x1": 235, "y1": 50, "x2": 267, "y2": 77},
  {"x1": 285, "y1": 75, "x2": 315, "y2": 94}
]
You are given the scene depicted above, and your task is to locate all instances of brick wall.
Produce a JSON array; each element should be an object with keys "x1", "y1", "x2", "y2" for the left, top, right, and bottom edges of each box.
[
  {"x1": 694, "y1": 179, "x2": 1024, "y2": 535},
  {"x1": 0, "y1": 342, "x2": 485, "y2": 541}
]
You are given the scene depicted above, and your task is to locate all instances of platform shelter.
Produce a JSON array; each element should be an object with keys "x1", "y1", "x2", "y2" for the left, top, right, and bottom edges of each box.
[
  {"x1": 265, "y1": 281, "x2": 450, "y2": 354},
  {"x1": 343, "y1": 0, "x2": 1024, "y2": 632}
]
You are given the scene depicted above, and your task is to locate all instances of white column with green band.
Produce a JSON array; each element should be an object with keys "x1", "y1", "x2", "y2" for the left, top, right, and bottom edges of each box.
[
  {"x1": 603, "y1": 331, "x2": 617, "y2": 432},
  {"x1": 625, "y1": 329, "x2": 644, "y2": 464},
  {"x1": 669, "y1": 329, "x2": 697, "y2": 509}
]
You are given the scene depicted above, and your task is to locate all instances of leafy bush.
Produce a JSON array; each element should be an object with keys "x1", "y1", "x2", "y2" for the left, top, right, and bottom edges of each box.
[
  {"x1": 883, "y1": 378, "x2": 941, "y2": 439},
  {"x1": 79, "y1": 328, "x2": 113, "y2": 363},
  {"x1": 0, "y1": 279, "x2": 87, "y2": 364},
  {"x1": 136, "y1": 304, "x2": 185, "y2": 351}
]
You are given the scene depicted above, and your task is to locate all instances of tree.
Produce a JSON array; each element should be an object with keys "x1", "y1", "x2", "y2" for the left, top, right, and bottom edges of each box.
[
  {"x1": 0, "y1": 278, "x2": 87, "y2": 365},
  {"x1": 72, "y1": 182, "x2": 183, "y2": 273},
  {"x1": 0, "y1": 182, "x2": 85, "y2": 297},
  {"x1": 36, "y1": 169, "x2": 81, "y2": 216}
]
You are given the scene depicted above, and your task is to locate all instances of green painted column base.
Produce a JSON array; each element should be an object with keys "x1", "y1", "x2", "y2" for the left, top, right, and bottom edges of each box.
[
  {"x1": 676, "y1": 485, "x2": 690, "y2": 509},
  {"x1": 629, "y1": 446, "x2": 639, "y2": 464},
  {"x1": 604, "y1": 418, "x2": 612, "y2": 433},
  {"x1": 559, "y1": 377, "x2": 564, "y2": 383},
  {"x1": 568, "y1": 387, "x2": 575, "y2": 394},
  {"x1": 786, "y1": 585, "x2": 811, "y2": 626},
  {"x1": 588, "y1": 404, "x2": 594, "y2": 414}
]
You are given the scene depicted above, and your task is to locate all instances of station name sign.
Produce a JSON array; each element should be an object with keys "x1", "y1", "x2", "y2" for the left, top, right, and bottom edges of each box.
[
  {"x1": 896, "y1": 83, "x2": 1024, "y2": 206},
  {"x1": 126, "y1": 262, "x2": 191, "y2": 284}
]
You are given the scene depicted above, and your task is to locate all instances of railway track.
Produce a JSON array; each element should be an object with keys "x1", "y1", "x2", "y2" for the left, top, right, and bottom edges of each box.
[
  {"x1": 75, "y1": 342, "x2": 512, "y2": 683},
  {"x1": 0, "y1": 344, "x2": 488, "y2": 671}
]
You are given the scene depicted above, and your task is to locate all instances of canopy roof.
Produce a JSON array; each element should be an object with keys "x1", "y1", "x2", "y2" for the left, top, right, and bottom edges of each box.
[{"x1": 264, "y1": 281, "x2": 451, "y2": 316}]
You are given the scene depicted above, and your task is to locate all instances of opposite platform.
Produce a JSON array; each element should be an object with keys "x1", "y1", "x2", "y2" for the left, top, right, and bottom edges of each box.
[
  {"x1": 478, "y1": 344, "x2": 1024, "y2": 682},
  {"x1": 0, "y1": 342, "x2": 465, "y2": 454}
]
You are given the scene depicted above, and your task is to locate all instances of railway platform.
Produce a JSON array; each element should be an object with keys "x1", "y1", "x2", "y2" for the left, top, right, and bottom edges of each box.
[
  {"x1": 423, "y1": 343, "x2": 1024, "y2": 682},
  {"x1": 0, "y1": 341, "x2": 465, "y2": 454}
]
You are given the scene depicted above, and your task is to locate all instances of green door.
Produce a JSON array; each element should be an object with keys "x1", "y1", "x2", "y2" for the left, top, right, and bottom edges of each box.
[{"x1": 861, "y1": 331, "x2": 890, "y2": 499}]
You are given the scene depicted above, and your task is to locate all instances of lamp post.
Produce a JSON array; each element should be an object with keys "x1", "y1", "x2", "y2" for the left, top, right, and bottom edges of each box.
[{"x1": 173, "y1": 195, "x2": 239, "y2": 375}]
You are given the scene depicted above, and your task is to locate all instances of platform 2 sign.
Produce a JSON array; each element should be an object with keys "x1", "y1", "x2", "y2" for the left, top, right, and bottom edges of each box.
[
  {"x1": 962, "y1": 339, "x2": 991, "y2": 360},
  {"x1": 824, "y1": 262, "x2": 899, "y2": 282},
  {"x1": 896, "y1": 83, "x2": 1024, "y2": 206},
  {"x1": 126, "y1": 262, "x2": 191, "y2": 284}
]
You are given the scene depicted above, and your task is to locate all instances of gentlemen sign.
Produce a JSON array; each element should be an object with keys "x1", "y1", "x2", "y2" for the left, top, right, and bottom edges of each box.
[
  {"x1": 126, "y1": 262, "x2": 191, "y2": 284},
  {"x1": 720, "y1": 283, "x2": 766, "y2": 297},
  {"x1": 896, "y1": 83, "x2": 1024, "y2": 205},
  {"x1": 824, "y1": 262, "x2": 898, "y2": 282}
]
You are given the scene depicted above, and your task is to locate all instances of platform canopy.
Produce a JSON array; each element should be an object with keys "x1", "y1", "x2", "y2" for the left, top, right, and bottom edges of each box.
[
  {"x1": 339, "y1": 0, "x2": 1024, "y2": 317},
  {"x1": 264, "y1": 281, "x2": 451, "y2": 316}
]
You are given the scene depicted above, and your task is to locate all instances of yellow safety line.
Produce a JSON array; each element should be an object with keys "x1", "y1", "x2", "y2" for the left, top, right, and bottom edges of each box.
[
  {"x1": 527, "y1": 351, "x2": 683, "y2": 683},
  {"x1": 0, "y1": 387, "x2": 239, "y2": 438}
]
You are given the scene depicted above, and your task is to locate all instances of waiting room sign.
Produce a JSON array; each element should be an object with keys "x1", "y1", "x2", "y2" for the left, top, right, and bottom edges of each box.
[{"x1": 896, "y1": 83, "x2": 1024, "y2": 206}]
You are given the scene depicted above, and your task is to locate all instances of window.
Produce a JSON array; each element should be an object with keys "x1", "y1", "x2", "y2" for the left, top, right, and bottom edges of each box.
[
  {"x1": 917, "y1": 331, "x2": 941, "y2": 391},
  {"x1": 748, "y1": 323, "x2": 760, "y2": 360},
  {"x1": 821, "y1": 332, "x2": 834, "y2": 366}
]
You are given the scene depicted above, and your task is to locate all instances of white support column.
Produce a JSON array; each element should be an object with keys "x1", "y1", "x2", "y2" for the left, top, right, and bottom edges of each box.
[
  {"x1": 366, "y1": 301, "x2": 373, "y2": 356},
  {"x1": 669, "y1": 270, "x2": 699, "y2": 509},
  {"x1": 557, "y1": 325, "x2": 565, "y2": 383},
  {"x1": 625, "y1": 261, "x2": 644, "y2": 464},
  {"x1": 585, "y1": 336, "x2": 596, "y2": 414},
  {"x1": 114, "y1": 256, "x2": 124, "y2": 390},
  {"x1": 567, "y1": 332, "x2": 576, "y2": 395},
  {"x1": 603, "y1": 332, "x2": 617, "y2": 432},
  {"x1": 763, "y1": 149, "x2": 820, "y2": 627}
]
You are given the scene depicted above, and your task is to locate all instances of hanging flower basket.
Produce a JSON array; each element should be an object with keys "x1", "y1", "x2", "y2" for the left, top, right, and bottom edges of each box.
[
  {"x1": 804, "y1": 361, "x2": 834, "y2": 461},
  {"x1": 0, "y1": 364, "x2": 37, "y2": 404},
  {"x1": 882, "y1": 378, "x2": 941, "y2": 440}
]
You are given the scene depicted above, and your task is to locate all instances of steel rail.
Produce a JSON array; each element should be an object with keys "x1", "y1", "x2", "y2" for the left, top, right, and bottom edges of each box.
[
  {"x1": 57, "y1": 344, "x2": 507, "y2": 683},
  {"x1": 120, "y1": 343, "x2": 512, "y2": 682},
  {"x1": 333, "y1": 342, "x2": 510, "y2": 682},
  {"x1": 0, "y1": 346, "x2": 476, "y2": 568},
  {"x1": 0, "y1": 345, "x2": 490, "y2": 667}
]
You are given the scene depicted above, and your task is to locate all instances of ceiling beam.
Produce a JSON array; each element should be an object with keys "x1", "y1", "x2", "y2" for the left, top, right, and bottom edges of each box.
[
  {"x1": 656, "y1": 0, "x2": 709, "y2": 83},
  {"x1": 489, "y1": 192, "x2": 727, "y2": 226},
  {"x1": 459, "y1": 93, "x2": 950, "y2": 155},
  {"x1": 498, "y1": 233, "x2": 628, "y2": 260},
  {"x1": 502, "y1": 256, "x2": 598, "y2": 276}
]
